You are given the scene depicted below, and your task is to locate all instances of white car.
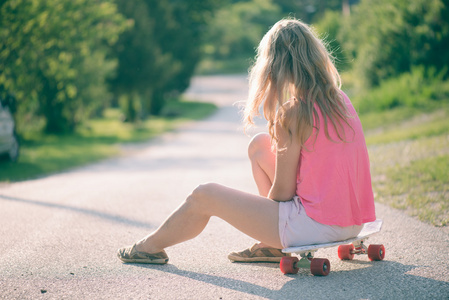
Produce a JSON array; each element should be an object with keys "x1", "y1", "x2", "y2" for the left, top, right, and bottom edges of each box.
[{"x1": 0, "y1": 97, "x2": 19, "y2": 162}]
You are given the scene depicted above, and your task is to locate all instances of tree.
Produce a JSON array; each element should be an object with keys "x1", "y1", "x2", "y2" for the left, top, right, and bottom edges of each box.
[
  {"x1": 157, "y1": 0, "x2": 223, "y2": 111},
  {"x1": 109, "y1": 0, "x2": 172, "y2": 121},
  {"x1": 0, "y1": 0, "x2": 128, "y2": 133},
  {"x1": 200, "y1": 0, "x2": 353, "y2": 74},
  {"x1": 110, "y1": 0, "x2": 222, "y2": 120},
  {"x1": 274, "y1": 0, "x2": 343, "y2": 23},
  {"x1": 341, "y1": 0, "x2": 449, "y2": 87},
  {"x1": 202, "y1": 0, "x2": 282, "y2": 65},
  {"x1": 313, "y1": 10, "x2": 349, "y2": 72}
]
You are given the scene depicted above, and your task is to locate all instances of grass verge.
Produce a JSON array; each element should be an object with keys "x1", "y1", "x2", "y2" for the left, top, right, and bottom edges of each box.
[
  {"x1": 0, "y1": 99, "x2": 217, "y2": 182},
  {"x1": 364, "y1": 104, "x2": 449, "y2": 227}
]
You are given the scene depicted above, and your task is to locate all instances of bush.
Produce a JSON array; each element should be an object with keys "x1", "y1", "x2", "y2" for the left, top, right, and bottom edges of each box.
[
  {"x1": 341, "y1": 0, "x2": 449, "y2": 88},
  {"x1": 111, "y1": 0, "x2": 222, "y2": 120},
  {"x1": 200, "y1": 0, "x2": 282, "y2": 74},
  {"x1": 313, "y1": 10, "x2": 349, "y2": 72},
  {"x1": 353, "y1": 67, "x2": 449, "y2": 113},
  {"x1": 0, "y1": 0, "x2": 128, "y2": 133}
]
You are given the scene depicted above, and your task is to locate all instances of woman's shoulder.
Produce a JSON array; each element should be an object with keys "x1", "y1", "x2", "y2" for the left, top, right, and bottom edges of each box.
[{"x1": 339, "y1": 90, "x2": 353, "y2": 105}]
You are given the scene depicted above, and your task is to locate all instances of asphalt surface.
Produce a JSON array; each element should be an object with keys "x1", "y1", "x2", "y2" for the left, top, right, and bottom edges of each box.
[{"x1": 0, "y1": 74, "x2": 448, "y2": 299}]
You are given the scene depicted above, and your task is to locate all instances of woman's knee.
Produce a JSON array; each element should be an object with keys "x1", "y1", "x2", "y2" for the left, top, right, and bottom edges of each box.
[
  {"x1": 186, "y1": 182, "x2": 220, "y2": 211},
  {"x1": 248, "y1": 132, "x2": 272, "y2": 160}
]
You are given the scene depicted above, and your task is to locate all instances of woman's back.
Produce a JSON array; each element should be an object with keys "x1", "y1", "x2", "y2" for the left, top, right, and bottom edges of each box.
[{"x1": 296, "y1": 91, "x2": 376, "y2": 226}]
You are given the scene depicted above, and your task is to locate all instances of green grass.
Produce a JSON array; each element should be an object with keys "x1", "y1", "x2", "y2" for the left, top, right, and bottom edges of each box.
[
  {"x1": 363, "y1": 105, "x2": 449, "y2": 145},
  {"x1": 364, "y1": 104, "x2": 449, "y2": 227},
  {"x1": 374, "y1": 153, "x2": 449, "y2": 227},
  {"x1": 359, "y1": 107, "x2": 423, "y2": 131},
  {"x1": 0, "y1": 99, "x2": 217, "y2": 182}
]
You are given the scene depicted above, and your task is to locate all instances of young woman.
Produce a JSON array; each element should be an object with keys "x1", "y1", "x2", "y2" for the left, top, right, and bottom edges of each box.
[{"x1": 117, "y1": 18, "x2": 376, "y2": 264}]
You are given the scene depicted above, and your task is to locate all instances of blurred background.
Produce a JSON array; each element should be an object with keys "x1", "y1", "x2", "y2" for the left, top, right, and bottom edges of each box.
[
  {"x1": 2, "y1": 0, "x2": 448, "y2": 134},
  {"x1": 0, "y1": 0, "x2": 448, "y2": 226}
]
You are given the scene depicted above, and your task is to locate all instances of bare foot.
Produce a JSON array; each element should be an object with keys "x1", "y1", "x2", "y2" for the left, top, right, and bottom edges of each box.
[
  {"x1": 253, "y1": 242, "x2": 279, "y2": 249},
  {"x1": 134, "y1": 239, "x2": 163, "y2": 254}
]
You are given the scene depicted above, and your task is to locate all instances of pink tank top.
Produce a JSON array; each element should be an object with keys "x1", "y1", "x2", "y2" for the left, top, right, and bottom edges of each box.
[{"x1": 296, "y1": 92, "x2": 376, "y2": 226}]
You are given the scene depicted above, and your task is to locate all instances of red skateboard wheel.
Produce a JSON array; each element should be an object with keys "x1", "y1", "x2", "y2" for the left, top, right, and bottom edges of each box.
[
  {"x1": 280, "y1": 256, "x2": 299, "y2": 274},
  {"x1": 368, "y1": 244, "x2": 385, "y2": 261},
  {"x1": 310, "y1": 258, "x2": 330, "y2": 276},
  {"x1": 338, "y1": 244, "x2": 355, "y2": 260}
]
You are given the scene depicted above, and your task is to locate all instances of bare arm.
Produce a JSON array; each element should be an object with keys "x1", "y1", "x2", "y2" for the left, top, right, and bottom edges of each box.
[{"x1": 267, "y1": 122, "x2": 301, "y2": 202}]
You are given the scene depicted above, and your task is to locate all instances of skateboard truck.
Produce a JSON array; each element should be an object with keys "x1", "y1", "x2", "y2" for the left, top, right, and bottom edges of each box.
[
  {"x1": 338, "y1": 239, "x2": 385, "y2": 261},
  {"x1": 337, "y1": 240, "x2": 368, "y2": 259},
  {"x1": 352, "y1": 240, "x2": 368, "y2": 255}
]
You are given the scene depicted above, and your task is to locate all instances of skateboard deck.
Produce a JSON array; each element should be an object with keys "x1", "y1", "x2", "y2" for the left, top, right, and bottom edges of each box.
[
  {"x1": 279, "y1": 219, "x2": 384, "y2": 276},
  {"x1": 282, "y1": 219, "x2": 383, "y2": 254}
]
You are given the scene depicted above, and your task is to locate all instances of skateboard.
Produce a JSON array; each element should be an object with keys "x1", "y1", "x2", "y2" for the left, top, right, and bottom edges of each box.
[{"x1": 280, "y1": 219, "x2": 385, "y2": 276}]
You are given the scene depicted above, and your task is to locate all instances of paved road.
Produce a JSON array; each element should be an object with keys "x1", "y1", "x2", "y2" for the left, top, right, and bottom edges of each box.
[{"x1": 0, "y1": 75, "x2": 448, "y2": 299}]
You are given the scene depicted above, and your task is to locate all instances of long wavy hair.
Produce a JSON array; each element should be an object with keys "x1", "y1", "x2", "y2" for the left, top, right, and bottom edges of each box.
[{"x1": 244, "y1": 18, "x2": 352, "y2": 147}]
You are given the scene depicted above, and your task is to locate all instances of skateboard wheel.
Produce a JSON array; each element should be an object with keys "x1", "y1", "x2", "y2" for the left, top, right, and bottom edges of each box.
[
  {"x1": 368, "y1": 244, "x2": 385, "y2": 261},
  {"x1": 338, "y1": 244, "x2": 354, "y2": 260},
  {"x1": 280, "y1": 256, "x2": 299, "y2": 274},
  {"x1": 310, "y1": 258, "x2": 330, "y2": 276}
]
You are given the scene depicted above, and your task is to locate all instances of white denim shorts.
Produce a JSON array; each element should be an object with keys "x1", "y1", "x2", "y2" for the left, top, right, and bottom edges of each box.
[{"x1": 279, "y1": 196, "x2": 363, "y2": 248}]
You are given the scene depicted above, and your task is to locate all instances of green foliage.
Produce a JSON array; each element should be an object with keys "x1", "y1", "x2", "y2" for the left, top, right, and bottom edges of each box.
[
  {"x1": 211, "y1": 0, "x2": 281, "y2": 59},
  {"x1": 341, "y1": 0, "x2": 449, "y2": 88},
  {"x1": 0, "y1": 0, "x2": 220, "y2": 132},
  {"x1": 0, "y1": 0, "x2": 128, "y2": 133},
  {"x1": 273, "y1": 0, "x2": 342, "y2": 23},
  {"x1": 197, "y1": 0, "x2": 349, "y2": 74},
  {"x1": 313, "y1": 10, "x2": 349, "y2": 71},
  {"x1": 352, "y1": 67, "x2": 449, "y2": 113},
  {"x1": 200, "y1": 0, "x2": 282, "y2": 74},
  {"x1": 111, "y1": 0, "x2": 222, "y2": 120}
]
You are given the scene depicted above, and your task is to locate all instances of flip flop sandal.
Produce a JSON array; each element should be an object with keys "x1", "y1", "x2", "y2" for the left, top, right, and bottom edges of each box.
[
  {"x1": 228, "y1": 243, "x2": 290, "y2": 263},
  {"x1": 117, "y1": 244, "x2": 169, "y2": 264}
]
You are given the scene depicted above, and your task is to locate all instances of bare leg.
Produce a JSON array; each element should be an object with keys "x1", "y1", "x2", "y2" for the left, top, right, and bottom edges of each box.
[
  {"x1": 247, "y1": 133, "x2": 278, "y2": 249},
  {"x1": 136, "y1": 183, "x2": 282, "y2": 253},
  {"x1": 135, "y1": 133, "x2": 279, "y2": 254},
  {"x1": 248, "y1": 133, "x2": 275, "y2": 198}
]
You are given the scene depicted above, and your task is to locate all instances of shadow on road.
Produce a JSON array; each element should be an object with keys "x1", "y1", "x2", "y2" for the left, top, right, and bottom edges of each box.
[
  {"x1": 0, "y1": 194, "x2": 156, "y2": 229},
  {"x1": 128, "y1": 259, "x2": 449, "y2": 299}
]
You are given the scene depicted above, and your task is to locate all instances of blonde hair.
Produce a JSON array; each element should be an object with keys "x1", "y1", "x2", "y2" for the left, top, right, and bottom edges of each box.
[{"x1": 244, "y1": 18, "x2": 352, "y2": 147}]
